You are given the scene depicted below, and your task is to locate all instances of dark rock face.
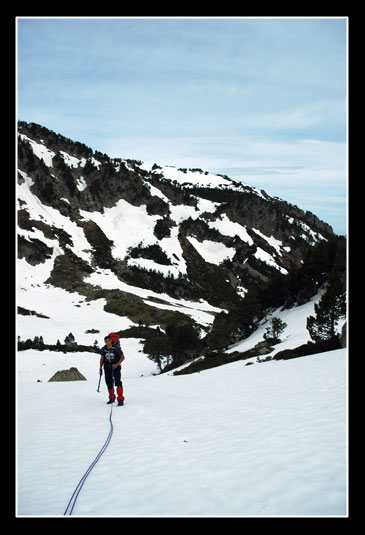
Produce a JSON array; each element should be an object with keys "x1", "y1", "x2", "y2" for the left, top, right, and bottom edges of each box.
[{"x1": 18, "y1": 235, "x2": 53, "y2": 265}]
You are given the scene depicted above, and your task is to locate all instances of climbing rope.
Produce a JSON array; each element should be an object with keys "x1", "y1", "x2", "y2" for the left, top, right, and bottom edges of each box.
[{"x1": 64, "y1": 369, "x2": 114, "y2": 516}]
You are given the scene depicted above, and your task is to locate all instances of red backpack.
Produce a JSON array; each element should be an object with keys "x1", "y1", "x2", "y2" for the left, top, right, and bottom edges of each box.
[{"x1": 108, "y1": 332, "x2": 120, "y2": 346}]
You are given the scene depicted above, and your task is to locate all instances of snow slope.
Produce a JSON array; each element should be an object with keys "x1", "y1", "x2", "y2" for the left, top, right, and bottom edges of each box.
[
  {"x1": 17, "y1": 341, "x2": 347, "y2": 517},
  {"x1": 227, "y1": 290, "x2": 331, "y2": 357}
]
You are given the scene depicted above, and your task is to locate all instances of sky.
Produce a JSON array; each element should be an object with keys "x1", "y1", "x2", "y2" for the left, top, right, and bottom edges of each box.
[{"x1": 17, "y1": 17, "x2": 347, "y2": 235}]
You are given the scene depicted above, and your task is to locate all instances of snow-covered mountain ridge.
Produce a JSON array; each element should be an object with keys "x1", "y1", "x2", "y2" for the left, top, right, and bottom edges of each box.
[{"x1": 17, "y1": 121, "x2": 337, "y2": 348}]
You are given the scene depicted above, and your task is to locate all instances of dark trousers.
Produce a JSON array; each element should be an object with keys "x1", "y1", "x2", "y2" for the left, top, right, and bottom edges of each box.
[{"x1": 104, "y1": 365, "x2": 123, "y2": 390}]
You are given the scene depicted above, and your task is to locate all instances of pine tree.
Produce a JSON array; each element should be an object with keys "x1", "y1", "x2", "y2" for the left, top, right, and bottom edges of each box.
[
  {"x1": 143, "y1": 333, "x2": 172, "y2": 371},
  {"x1": 64, "y1": 332, "x2": 76, "y2": 346},
  {"x1": 165, "y1": 323, "x2": 201, "y2": 363},
  {"x1": 306, "y1": 267, "x2": 346, "y2": 342},
  {"x1": 263, "y1": 317, "x2": 287, "y2": 342}
]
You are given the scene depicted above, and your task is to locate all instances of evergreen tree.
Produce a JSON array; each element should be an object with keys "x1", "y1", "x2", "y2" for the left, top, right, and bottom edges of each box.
[
  {"x1": 144, "y1": 323, "x2": 202, "y2": 370},
  {"x1": 82, "y1": 158, "x2": 97, "y2": 176},
  {"x1": 165, "y1": 323, "x2": 201, "y2": 363},
  {"x1": 306, "y1": 267, "x2": 346, "y2": 342},
  {"x1": 143, "y1": 334, "x2": 172, "y2": 371},
  {"x1": 263, "y1": 317, "x2": 287, "y2": 341},
  {"x1": 64, "y1": 332, "x2": 76, "y2": 346},
  {"x1": 52, "y1": 152, "x2": 76, "y2": 195}
]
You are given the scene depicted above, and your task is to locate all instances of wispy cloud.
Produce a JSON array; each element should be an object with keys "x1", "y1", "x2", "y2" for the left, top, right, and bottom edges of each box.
[{"x1": 252, "y1": 100, "x2": 346, "y2": 138}]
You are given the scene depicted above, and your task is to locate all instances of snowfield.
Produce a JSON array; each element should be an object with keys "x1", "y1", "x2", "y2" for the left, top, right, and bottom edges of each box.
[{"x1": 17, "y1": 341, "x2": 347, "y2": 517}]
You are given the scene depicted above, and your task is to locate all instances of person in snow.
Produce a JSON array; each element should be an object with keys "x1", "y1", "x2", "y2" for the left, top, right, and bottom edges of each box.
[{"x1": 99, "y1": 335, "x2": 125, "y2": 405}]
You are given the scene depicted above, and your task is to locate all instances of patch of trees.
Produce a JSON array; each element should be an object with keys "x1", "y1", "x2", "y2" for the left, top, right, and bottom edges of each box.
[
  {"x1": 52, "y1": 152, "x2": 76, "y2": 196},
  {"x1": 17, "y1": 332, "x2": 99, "y2": 353},
  {"x1": 143, "y1": 323, "x2": 203, "y2": 372},
  {"x1": 306, "y1": 267, "x2": 346, "y2": 343},
  {"x1": 18, "y1": 121, "x2": 94, "y2": 160}
]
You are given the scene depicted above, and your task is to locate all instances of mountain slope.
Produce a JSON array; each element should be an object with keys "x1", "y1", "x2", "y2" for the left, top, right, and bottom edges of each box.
[{"x1": 17, "y1": 121, "x2": 335, "y2": 345}]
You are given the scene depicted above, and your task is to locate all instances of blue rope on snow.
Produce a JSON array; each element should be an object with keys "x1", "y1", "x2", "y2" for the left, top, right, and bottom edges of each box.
[{"x1": 64, "y1": 369, "x2": 114, "y2": 516}]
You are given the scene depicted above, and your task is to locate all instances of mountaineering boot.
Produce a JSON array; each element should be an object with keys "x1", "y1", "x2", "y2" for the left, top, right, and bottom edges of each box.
[
  {"x1": 107, "y1": 388, "x2": 115, "y2": 404},
  {"x1": 117, "y1": 386, "x2": 124, "y2": 406}
]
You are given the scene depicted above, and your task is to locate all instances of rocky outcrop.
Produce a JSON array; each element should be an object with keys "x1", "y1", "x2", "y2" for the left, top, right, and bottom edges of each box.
[{"x1": 48, "y1": 367, "x2": 87, "y2": 382}]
